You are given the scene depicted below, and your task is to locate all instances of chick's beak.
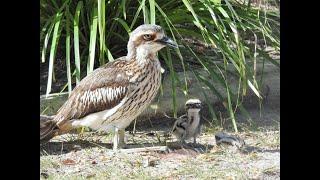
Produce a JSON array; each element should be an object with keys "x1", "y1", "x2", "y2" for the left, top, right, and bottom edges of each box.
[{"x1": 156, "y1": 36, "x2": 178, "y2": 48}]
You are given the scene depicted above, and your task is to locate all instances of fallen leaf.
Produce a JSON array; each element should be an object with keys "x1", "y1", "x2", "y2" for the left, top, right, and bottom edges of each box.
[
  {"x1": 86, "y1": 173, "x2": 96, "y2": 178},
  {"x1": 62, "y1": 158, "x2": 76, "y2": 165}
]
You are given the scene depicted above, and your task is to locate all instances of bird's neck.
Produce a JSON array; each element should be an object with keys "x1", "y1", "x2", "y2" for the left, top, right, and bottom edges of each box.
[
  {"x1": 126, "y1": 41, "x2": 136, "y2": 60},
  {"x1": 126, "y1": 42, "x2": 157, "y2": 66},
  {"x1": 187, "y1": 109, "x2": 200, "y2": 126},
  {"x1": 138, "y1": 47, "x2": 157, "y2": 63}
]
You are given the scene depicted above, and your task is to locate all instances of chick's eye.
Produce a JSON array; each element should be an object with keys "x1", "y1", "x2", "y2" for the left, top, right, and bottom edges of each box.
[{"x1": 143, "y1": 34, "x2": 152, "y2": 40}]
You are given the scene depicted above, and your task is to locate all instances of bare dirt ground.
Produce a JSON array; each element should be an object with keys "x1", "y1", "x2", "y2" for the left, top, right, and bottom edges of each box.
[{"x1": 40, "y1": 111, "x2": 280, "y2": 180}]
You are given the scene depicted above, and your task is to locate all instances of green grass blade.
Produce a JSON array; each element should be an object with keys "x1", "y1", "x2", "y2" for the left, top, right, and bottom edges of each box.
[
  {"x1": 98, "y1": 0, "x2": 106, "y2": 65},
  {"x1": 248, "y1": 79, "x2": 262, "y2": 99},
  {"x1": 130, "y1": 0, "x2": 145, "y2": 29},
  {"x1": 256, "y1": 47, "x2": 280, "y2": 68},
  {"x1": 182, "y1": 0, "x2": 203, "y2": 29},
  {"x1": 224, "y1": 0, "x2": 240, "y2": 22},
  {"x1": 217, "y1": 6, "x2": 230, "y2": 19},
  {"x1": 103, "y1": 44, "x2": 114, "y2": 62},
  {"x1": 41, "y1": 23, "x2": 54, "y2": 63},
  {"x1": 155, "y1": 4, "x2": 189, "y2": 94},
  {"x1": 121, "y1": 0, "x2": 127, "y2": 20},
  {"x1": 66, "y1": 6, "x2": 72, "y2": 95},
  {"x1": 160, "y1": 51, "x2": 177, "y2": 118},
  {"x1": 46, "y1": 12, "x2": 63, "y2": 96},
  {"x1": 226, "y1": 84, "x2": 237, "y2": 132},
  {"x1": 197, "y1": 73, "x2": 224, "y2": 100},
  {"x1": 114, "y1": 18, "x2": 131, "y2": 33},
  {"x1": 41, "y1": 2, "x2": 72, "y2": 63},
  {"x1": 109, "y1": 31, "x2": 128, "y2": 42},
  {"x1": 149, "y1": 0, "x2": 155, "y2": 24},
  {"x1": 212, "y1": 0, "x2": 221, "y2": 5},
  {"x1": 74, "y1": 1, "x2": 83, "y2": 84},
  {"x1": 40, "y1": 17, "x2": 53, "y2": 41},
  {"x1": 142, "y1": 0, "x2": 149, "y2": 24},
  {"x1": 192, "y1": 70, "x2": 218, "y2": 123},
  {"x1": 87, "y1": 6, "x2": 98, "y2": 74},
  {"x1": 50, "y1": 0, "x2": 59, "y2": 9}
]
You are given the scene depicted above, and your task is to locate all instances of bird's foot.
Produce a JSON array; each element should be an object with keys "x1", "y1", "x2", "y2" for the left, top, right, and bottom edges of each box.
[
  {"x1": 192, "y1": 138, "x2": 198, "y2": 148},
  {"x1": 113, "y1": 141, "x2": 127, "y2": 150},
  {"x1": 179, "y1": 140, "x2": 189, "y2": 149}
]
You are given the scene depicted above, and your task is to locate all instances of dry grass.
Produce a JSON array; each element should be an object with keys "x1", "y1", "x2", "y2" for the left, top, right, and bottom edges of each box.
[{"x1": 40, "y1": 122, "x2": 279, "y2": 180}]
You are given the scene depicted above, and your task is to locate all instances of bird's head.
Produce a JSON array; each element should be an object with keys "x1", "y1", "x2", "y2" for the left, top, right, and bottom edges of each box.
[
  {"x1": 185, "y1": 99, "x2": 202, "y2": 113},
  {"x1": 127, "y1": 24, "x2": 177, "y2": 59}
]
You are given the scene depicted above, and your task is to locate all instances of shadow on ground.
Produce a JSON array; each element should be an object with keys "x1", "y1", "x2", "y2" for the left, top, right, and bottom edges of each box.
[{"x1": 40, "y1": 139, "x2": 215, "y2": 156}]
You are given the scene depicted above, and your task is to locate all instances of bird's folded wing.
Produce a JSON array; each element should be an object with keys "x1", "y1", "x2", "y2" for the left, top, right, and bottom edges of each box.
[{"x1": 54, "y1": 58, "x2": 131, "y2": 126}]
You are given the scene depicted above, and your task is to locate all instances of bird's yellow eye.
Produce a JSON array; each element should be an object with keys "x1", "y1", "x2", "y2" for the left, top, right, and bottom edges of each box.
[{"x1": 143, "y1": 34, "x2": 152, "y2": 40}]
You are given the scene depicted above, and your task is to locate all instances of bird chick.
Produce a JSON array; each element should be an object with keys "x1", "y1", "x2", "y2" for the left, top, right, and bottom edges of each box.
[{"x1": 172, "y1": 99, "x2": 202, "y2": 145}]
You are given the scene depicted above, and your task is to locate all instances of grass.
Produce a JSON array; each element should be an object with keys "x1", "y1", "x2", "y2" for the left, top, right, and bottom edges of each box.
[
  {"x1": 40, "y1": 120, "x2": 280, "y2": 179},
  {"x1": 40, "y1": 0, "x2": 280, "y2": 132}
]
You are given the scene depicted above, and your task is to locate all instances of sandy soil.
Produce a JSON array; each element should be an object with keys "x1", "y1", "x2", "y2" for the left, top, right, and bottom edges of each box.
[{"x1": 40, "y1": 117, "x2": 279, "y2": 180}]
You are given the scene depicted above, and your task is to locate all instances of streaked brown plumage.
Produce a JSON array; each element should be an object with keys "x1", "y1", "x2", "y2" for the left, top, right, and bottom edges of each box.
[{"x1": 40, "y1": 24, "x2": 177, "y2": 147}]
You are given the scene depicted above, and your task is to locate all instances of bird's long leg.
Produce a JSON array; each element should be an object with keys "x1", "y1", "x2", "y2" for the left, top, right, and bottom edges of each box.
[
  {"x1": 119, "y1": 128, "x2": 169, "y2": 153},
  {"x1": 190, "y1": 136, "x2": 199, "y2": 149},
  {"x1": 113, "y1": 127, "x2": 168, "y2": 153},
  {"x1": 118, "y1": 128, "x2": 126, "y2": 148},
  {"x1": 113, "y1": 127, "x2": 120, "y2": 150},
  {"x1": 113, "y1": 127, "x2": 126, "y2": 150},
  {"x1": 113, "y1": 127, "x2": 119, "y2": 150},
  {"x1": 179, "y1": 139, "x2": 187, "y2": 149},
  {"x1": 180, "y1": 131, "x2": 187, "y2": 148}
]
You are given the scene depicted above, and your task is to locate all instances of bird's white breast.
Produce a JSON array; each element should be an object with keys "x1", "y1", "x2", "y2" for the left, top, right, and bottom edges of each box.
[{"x1": 71, "y1": 97, "x2": 128, "y2": 130}]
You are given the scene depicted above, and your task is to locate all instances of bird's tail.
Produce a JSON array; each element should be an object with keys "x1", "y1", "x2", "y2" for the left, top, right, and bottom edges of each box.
[{"x1": 40, "y1": 115, "x2": 59, "y2": 142}]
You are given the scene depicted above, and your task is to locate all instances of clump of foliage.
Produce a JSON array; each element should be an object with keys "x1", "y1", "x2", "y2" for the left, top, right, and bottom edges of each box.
[{"x1": 40, "y1": 0, "x2": 280, "y2": 131}]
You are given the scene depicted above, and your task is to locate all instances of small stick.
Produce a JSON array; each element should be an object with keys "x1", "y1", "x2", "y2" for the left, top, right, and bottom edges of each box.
[{"x1": 118, "y1": 146, "x2": 168, "y2": 153}]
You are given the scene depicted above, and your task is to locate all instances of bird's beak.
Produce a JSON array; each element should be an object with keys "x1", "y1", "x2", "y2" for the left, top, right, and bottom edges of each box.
[{"x1": 156, "y1": 36, "x2": 178, "y2": 48}]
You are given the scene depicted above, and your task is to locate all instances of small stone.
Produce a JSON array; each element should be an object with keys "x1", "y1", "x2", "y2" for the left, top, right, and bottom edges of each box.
[
  {"x1": 40, "y1": 172, "x2": 49, "y2": 179},
  {"x1": 73, "y1": 145, "x2": 82, "y2": 151},
  {"x1": 215, "y1": 132, "x2": 245, "y2": 148},
  {"x1": 146, "y1": 132, "x2": 156, "y2": 136},
  {"x1": 142, "y1": 157, "x2": 158, "y2": 167}
]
